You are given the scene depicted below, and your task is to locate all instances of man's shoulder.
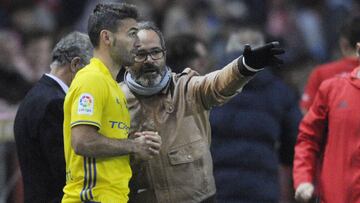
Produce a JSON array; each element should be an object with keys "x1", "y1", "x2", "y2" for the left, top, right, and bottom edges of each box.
[
  {"x1": 73, "y1": 66, "x2": 107, "y2": 86},
  {"x1": 314, "y1": 57, "x2": 357, "y2": 75},
  {"x1": 22, "y1": 78, "x2": 63, "y2": 103},
  {"x1": 15, "y1": 82, "x2": 62, "y2": 128},
  {"x1": 178, "y1": 68, "x2": 200, "y2": 76},
  {"x1": 174, "y1": 68, "x2": 200, "y2": 82},
  {"x1": 319, "y1": 74, "x2": 349, "y2": 93},
  {"x1": 76, "y1": 65, "x2": 101, "y2": 76}
]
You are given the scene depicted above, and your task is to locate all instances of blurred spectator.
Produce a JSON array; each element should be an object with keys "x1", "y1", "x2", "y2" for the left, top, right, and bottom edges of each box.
[
  {"x1": 210, "y1": 27, "x2": 302, "y2": 203},
  {"x1": 0, "y1": 28, "x2": 30, "y2": 203},
  {"x1": 352, "y1": 0, "x2": 360, "y2": 15},
  {"x1": 166, "y1": 33, "x2": 209, "y2": 74},
  {"x1": 0, "y1": 30, "x2": 32, "y2": 105},
  {"x1": 57, "y1": 0, "x2": 88, "y2": 30},
  {"x1": 0, "y1": 30, "x2": 31, "y2": 81},
  {"x1": 322, "y1": 0, "x2": 352, "y2": 58},
  {"x1": 265, "y1": 0, "x2": 307, "y2": 64},
  {"x1": 9, "y1": 1, "x2": 56, "y2": 34},
  {"x1": 162, "y1": 0, "x2": 192, "y2": 38},
  {"x1": 300, "y1": 16, "x2": 360, "y2": 113},
  {"x1": 226, "y1": 26, "x2": 265, "y2": 52},
  {"x1": 0, "y1": 64, "x2": 32, "y2": 105},
  {"x1": 23, "y1": 31, "x2": 53, "y2": 82},
  {"x1": 294, "y1": 0, "x2": 328, "y2": 62},
  {"x1": 212, "y1": 0, "x2": 267, "y2": 26}
]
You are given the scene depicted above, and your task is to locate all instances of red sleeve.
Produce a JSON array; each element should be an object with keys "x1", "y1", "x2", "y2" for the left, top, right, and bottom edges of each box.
[
  {"x1": 300, "y1": 68, "x2": 322, "y2": 112},
  {"x1": 293, "y1": 80, "x2": 330, "y2": 188}
]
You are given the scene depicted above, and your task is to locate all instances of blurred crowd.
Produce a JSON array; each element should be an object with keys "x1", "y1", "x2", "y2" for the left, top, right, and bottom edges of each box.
[{"x1": 0, "y1": 0, "x2": 359, "y2": 202}]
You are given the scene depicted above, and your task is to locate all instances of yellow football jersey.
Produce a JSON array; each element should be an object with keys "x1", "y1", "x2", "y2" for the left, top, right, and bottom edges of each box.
[{"x1": 62, "y1": 58, "x2": 131, "y2": 203}]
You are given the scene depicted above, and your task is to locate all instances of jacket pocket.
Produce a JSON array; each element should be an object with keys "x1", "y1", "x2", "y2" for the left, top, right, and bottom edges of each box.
[{"x1": 167, "y1": 139, "x2": 206, "y2": 165}]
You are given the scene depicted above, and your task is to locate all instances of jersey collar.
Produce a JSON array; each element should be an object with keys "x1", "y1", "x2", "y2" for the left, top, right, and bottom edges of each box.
[{"x1": 90, "y1": 58, "x2": 114, "y2": 80}]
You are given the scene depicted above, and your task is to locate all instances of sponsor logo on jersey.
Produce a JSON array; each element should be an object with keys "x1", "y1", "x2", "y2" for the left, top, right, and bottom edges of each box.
[{"x1": 109, "y1": 121, "x2": 130, "y2": 131}]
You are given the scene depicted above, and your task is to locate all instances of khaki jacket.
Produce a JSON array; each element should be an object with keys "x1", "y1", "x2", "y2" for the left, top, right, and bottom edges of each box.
[{"x1": 120, "y1": 58, "x2": 252, "y2": 203}]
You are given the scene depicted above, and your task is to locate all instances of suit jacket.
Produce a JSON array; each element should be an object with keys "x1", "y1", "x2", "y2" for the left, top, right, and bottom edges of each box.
[{"x1": 14, "y1": 75, "x2": 66, "y2": 203}]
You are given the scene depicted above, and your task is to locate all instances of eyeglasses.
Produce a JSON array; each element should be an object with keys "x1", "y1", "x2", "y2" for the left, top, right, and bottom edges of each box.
[{"x1": 134, "y1": 49, "x2": 165, "y2": 62}]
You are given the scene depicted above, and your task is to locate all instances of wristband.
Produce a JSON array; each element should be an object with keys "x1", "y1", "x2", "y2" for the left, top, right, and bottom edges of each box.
[{"x1": 242, "y1": 57, "x2": 264, "y2": 72}]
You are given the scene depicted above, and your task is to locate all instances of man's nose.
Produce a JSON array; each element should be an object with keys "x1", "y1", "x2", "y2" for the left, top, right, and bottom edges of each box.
[
  {"x1": 134, "y1": 34, "x2": 141, "y2": 46},
  {"x1": 144, "y1": 54, "x2": 155, "y2": 63}
]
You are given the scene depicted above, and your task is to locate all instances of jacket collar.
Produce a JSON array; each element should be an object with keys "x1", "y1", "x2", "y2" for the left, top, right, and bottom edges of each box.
[
  {"x1": 45, "y1": 73, "x2": 68, "y2": 93},
  {"x1": 41, "y1": 74, "x2": 66, "y2": 94}
]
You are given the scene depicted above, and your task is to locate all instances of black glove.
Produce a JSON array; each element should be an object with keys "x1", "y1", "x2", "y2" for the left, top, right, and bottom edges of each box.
[{"x1": 239, "y1": 41, "x2": 285, "y2": 76}]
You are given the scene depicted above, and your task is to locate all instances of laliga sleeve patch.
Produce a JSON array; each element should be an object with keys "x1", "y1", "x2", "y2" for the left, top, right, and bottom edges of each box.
[{"x1": 77, "y1": 93, "x2": 94, "y2": 115}]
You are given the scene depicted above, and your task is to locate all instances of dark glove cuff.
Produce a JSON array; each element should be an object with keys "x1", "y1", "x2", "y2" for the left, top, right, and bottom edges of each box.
[{"x1": 237, "y1": 56, "x2": 259, "y2": 76}]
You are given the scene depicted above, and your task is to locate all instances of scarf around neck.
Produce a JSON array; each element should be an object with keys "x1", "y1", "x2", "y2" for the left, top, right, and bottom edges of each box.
[{"x1": 124, "y1": 67, "x2": 172, "y2": 96}]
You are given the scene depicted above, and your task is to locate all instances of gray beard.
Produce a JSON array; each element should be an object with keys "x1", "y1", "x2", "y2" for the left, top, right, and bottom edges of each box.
[
  {"x1": 135, "y1": 74, "x2": 162, "y2": 87},
  {"x1": 124, "y1": 67, "x2": 171, "y2": 96}
]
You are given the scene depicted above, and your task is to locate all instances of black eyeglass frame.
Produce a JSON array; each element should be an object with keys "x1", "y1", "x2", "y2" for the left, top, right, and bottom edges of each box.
[{"x1": 134, "y1": 48, "x2": 166, "y2": 62}]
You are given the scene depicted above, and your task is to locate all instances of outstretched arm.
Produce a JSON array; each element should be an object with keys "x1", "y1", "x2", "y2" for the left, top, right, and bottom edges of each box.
[{"x1": 189, "y1": 41, "x2": 285, "y2": 109}]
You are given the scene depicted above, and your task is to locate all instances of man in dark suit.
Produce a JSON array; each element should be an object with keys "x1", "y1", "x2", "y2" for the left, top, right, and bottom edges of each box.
[{"x1": 13, "y1": 31, "x2": 93, "y2": 203}]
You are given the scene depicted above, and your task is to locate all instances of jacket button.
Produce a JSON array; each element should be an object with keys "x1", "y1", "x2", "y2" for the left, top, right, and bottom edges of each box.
[{"x1": 187, "y1": 155, "x2": 192, "y2": 159}]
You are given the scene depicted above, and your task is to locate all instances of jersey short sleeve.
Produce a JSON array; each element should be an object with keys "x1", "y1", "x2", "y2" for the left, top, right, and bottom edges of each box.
[{"x1": 69, "y1": 72, "x2": 107, "y2": 129}]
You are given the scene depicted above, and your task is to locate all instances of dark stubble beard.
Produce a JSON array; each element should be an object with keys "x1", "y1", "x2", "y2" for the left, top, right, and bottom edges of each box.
[{"x1": 111, "y1": 39, "x2": 135, "y2": 67}]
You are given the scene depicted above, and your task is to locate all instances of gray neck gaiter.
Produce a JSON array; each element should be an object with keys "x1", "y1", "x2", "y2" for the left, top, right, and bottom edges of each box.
[{"x1": 124, "y1": 67, "x2": 171, "y2": 96}]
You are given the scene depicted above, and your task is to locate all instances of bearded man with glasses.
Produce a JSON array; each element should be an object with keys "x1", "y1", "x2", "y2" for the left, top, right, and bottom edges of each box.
[{"x1": 120, "y1": 21, "x2": 285, "y2": 203}]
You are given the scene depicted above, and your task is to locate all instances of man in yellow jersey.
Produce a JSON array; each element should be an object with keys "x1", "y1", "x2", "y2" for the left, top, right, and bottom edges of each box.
[{"x1": 62, "y1": 3, "x2": 162, "y2": 203}]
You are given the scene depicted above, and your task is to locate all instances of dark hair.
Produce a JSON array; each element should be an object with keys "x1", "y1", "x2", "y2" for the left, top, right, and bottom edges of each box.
[
  {"x1": 137, "y1": 21, "x2": 166, "y2": 49},
  {"x1": 51, "y1": 31, "x2": 93, "y2": 67},
  {"x1": 88, "y1": 2, "x2": 138, "y2": 47},
  {"x1": 340, "y1": 16, "x2": 360, "y2": 48},
  {"x1": 166, "y1": 34, "x2": 205, "y2": 73}
]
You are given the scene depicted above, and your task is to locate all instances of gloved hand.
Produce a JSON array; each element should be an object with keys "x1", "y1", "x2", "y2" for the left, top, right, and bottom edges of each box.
[
  {"x1": 239, "y1": 41, "x2": 285, "y2": 76},
  {"x1": 295, "y1": 182, "x2": 314, "y2": 203}
]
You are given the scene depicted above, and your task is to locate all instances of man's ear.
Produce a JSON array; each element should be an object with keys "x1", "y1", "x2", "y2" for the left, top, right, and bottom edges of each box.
[
  {"x1": 100, "y1": 30, "x2": 113, "y2": 46},
  {"x1": 70, "y1": 57, "x2": 82, "y2": 73},
  {"x1": 356, "y1": 42, "x2": 360, "y2": 57}
]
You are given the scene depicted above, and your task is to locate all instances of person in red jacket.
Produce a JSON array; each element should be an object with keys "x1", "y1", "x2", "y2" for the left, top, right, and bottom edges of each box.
[
  {"x1": 300, "y1": 16, "x2": 360, "y2": 114},
  {"x1": 293, "y1": 42, "x2": 360, "y2": 203}
]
